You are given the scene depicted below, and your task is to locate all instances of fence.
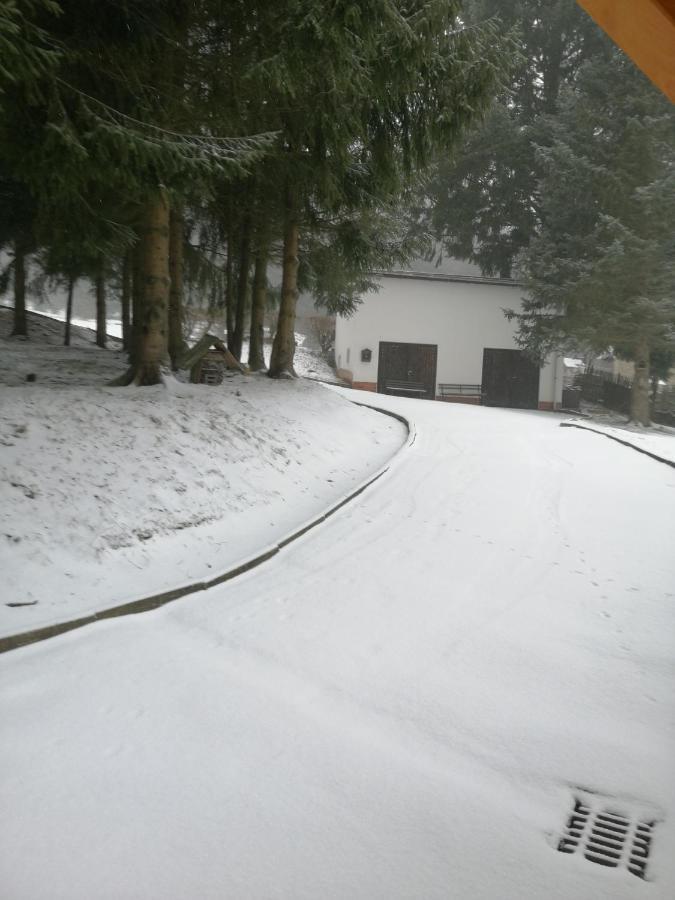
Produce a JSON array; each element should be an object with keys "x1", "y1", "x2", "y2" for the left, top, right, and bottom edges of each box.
[
  {"x1": 653, "y1": 384, "x2": 675, "y2": 427},
  {"x1": 574, "y1": 370, "x2": 632, "y2": 414}
]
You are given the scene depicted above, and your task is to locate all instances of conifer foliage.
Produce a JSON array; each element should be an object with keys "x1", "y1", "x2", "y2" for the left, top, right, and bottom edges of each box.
[
  {"x1": 0, "y1": 0, "x2": 509, "y2": 382},
  {"x1": 426, "y1": 0, "x2": 607, "y2": 278},
  {"x1": 427, "y1": 1, "x2": 674, "y2": 424},
  {"x1": 511, "y1": 52, "x2": 675, "y2": 425}
]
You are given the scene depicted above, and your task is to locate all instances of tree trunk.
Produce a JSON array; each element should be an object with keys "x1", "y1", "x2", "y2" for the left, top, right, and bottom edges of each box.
[
  {"x1": 129, "y1": 240, "x2": 144, "y2": 365},
  {"x1": 630, "y1": 337, "x2": 651, "y2": 426},
  {"x1": 225, "y1": 232, "x2": 235, "y2": 346},
  {"x1": 10, "y1": 241, "x2": 28, "y2": 337},
  {"x1": 64, "y1": 275, "x2": 75, "y2": 346},
  {"x1": 113, "y1": 190, "x2": 170, "y2": 385},
  {"x1": 121, "y1": 250, "x2": 132, "y2": 352},
  {"x1": 268, "y1": 213, "x2": 299, "y2": 378},
  {"x1": 231, "y1": 214, "x2": 252, "y2": 362},
  {"x1": 168, "y1": 204, "x2": 184, "y2": 369},
  {"x1": 542, "y1": 28, "x2": 564, "y2": 114},
  {"x1": 95, "y1": 257, "x2": 106, "y2": 348},
  {"x1": 248, "y1": 237, "x2": 269, "y2": 371},
  {"x1": 209, "y1": 269, "x2": 219, "y2": 316}
]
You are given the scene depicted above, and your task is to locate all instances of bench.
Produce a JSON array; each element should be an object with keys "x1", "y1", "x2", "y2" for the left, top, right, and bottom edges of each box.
[
  {"x1": 384, "y1": 380, "x2": 428, "y2": 397},
  {"x1": 438, "y1": 383, "x2": 483, "y2": 402}
]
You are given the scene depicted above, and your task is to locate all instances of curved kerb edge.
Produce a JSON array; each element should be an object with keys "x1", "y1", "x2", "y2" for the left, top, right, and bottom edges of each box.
[
  {"x1": 560, "y1": 422, "x2": 675, "y2": 469},
  {"x1": 0, "y1": 403, "x2": 413, "y2": 655}
]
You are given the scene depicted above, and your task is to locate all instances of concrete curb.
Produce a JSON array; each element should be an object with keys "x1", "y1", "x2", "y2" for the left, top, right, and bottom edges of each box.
[
  {"x1": 0, "y1": 404, "x2": 414, "y2": 655},
  {"x1": 560, "y1": 422, "x2": 675, "y2": 469}
]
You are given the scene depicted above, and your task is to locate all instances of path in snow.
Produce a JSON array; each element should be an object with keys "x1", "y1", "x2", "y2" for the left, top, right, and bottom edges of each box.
[{"x1": 1, "y1": 393, "x2": 674, "y2": 900}]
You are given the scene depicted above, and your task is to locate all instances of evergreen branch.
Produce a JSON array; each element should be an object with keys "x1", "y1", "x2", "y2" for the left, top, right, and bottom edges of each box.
[{"x1": 56, "y1": 78, "x2": 277, "y2": 157}]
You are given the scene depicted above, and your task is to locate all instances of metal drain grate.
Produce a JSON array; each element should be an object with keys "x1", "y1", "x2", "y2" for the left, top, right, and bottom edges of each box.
[{"x1": 558, "y1": 797, "x2": 654, "y2": 878}]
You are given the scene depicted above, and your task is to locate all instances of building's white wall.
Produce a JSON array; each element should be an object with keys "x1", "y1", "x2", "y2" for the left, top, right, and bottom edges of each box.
[
  {"x1": 538, "y1": 355, "x2": 564, "y2": 406},
  {"x1": 336, "y1": 276, "x2": 521, "y2": 384},
  {"x1": 335, "y1": 276, "x2": 560, "y2": 404}
]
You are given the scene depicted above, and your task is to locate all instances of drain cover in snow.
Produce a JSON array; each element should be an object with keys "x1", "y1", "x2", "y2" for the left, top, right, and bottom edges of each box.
[{"x1": 558, "y1": 796, "x2": 654, "y2": 879}]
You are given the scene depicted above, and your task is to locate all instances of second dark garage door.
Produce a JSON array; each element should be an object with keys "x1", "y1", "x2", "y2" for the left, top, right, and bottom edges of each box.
[
  {"x1": 378, "y1": 342, "x2": 437, "y2": 400},
  {"x1": 481, "y1": 348, "x2": 540, "y2": 409}
]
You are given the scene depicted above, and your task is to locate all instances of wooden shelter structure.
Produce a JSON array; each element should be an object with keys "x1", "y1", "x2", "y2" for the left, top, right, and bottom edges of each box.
[
  {"x1": 577, "y1": 1, "x2": 675, "y2": 101},
  {"x1": 179, "y1": 334, "x2": 247, "y2": 385}
]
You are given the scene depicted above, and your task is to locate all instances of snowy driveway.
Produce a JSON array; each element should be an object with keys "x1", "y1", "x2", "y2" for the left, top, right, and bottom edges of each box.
[{"x1": 2, "y1": 392, "x2": 674, "y2": 899}]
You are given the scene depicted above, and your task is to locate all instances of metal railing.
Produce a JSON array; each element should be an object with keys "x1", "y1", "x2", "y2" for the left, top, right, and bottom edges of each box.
[{"x1": 574, "y1": 370, "x2": 675, "y2": 425}]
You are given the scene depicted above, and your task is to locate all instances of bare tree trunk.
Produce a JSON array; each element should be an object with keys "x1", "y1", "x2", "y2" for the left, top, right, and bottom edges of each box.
[
  {"x1": 231, "y1": 214, "x2": 251, "y2": 361},
  {"x1": 225, "y1": 231, "x2": 235, "y2": 348},
  {"x1": 248, "y1": 236, "x2": 269, "y2": 372},
  {"x1": 168, "y1": 204, "x2": 184, "y2": 369},
  {"x1": 121, "y1": 250, "x2": 132, "y2": 352},
  {"x1": 268, "y1": 209, "x2": 299, "y2": 378},
  {"x1": 64, "y1": 275, "x2": 75, "y2": 346},
  {"x1": 113, "y1": 190, "x2": 170, "y2": 386},
  {"x1": 10, "y1": 241, "x2": 28, "y2": 337},
  {"x1": 95, "y1": 257, "x2": 107, "y2": 348},
  {"x1": 129, "y1": 240, "x2": 143, "y2": 365},
  {"x1": 630, "y1": 337, "x2": 651, "y2": 426}
]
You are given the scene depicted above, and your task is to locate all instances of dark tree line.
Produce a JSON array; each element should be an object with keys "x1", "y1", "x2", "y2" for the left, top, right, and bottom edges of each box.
[{"x1": 0, "y1": 0, "x2": 511, "y2": 384}]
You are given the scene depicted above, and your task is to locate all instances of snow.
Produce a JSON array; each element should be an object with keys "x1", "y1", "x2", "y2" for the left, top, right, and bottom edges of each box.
[
  {"x1": 0, "y1": 311, "x2": 402, "y2": 636},
  {"x1": 567, "y1": 417, "x2": 675, "y2": 464},
  {"x1": 1, "y1": 387, "x2": 674, "y2": 899}
]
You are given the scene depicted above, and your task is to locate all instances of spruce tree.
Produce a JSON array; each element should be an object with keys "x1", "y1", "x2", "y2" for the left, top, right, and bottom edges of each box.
[
  {"x1": 1, "y1": 0, "x2": 272, "y2": 382},
  {"x1": 510, "y1": 51, "x2": 675, "y2": 426},
  {"x1": 239, "y1": 0, "x2": 512, "y2": 377},
  {"x1": 426, "y1": 0, "x2": 607, "y2": 276}
]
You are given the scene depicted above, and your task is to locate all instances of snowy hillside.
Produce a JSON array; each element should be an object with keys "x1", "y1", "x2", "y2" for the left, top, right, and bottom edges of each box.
[{"x1": 0, "y1": 310, "x2": 405, "y2": 636}]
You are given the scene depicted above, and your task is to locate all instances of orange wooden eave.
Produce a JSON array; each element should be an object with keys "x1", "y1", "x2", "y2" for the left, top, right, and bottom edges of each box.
[{"x1": 577, "y1": 0, "x2": 675, "y2": 101}]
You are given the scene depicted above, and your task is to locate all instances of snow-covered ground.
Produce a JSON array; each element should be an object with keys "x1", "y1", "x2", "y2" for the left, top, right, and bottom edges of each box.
[
  {"x1": 0, "y1": 310, "x2": 401, "y2": 636},
  {"x1": 1, "y1": 388, "x2": 674, "y2": 899},
  {"x1": 568, "y1": 406, "x2": 675, "y2": 464}
]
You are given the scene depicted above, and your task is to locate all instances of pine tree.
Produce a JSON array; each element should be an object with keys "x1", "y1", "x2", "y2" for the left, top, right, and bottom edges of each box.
[
  {"x1": 510, "y1": 51, "x2": 675, "y2": 426},
  {"x1": 426, "y1": 0, "x2": 608, "y2": 276},
  {"x1": 248, "y1": 225, "x2": 270, "y2": 372},
  {"x1": 1, "y1": 0, "x2": 272, "y2": 382},
  {"x1": 242, "y1": 0, "x2": 512, "y2": 377}
]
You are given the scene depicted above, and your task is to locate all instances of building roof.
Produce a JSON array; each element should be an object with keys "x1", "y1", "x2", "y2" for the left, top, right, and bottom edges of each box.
[
  {"x1": 374, "y1": 251, "x2": 524, "y2": 287},
  {"x1": 373, "y1": 269, "x2": 524, "y2": 288}
]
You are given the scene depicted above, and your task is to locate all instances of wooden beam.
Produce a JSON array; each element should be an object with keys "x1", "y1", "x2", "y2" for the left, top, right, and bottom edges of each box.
[{"x1": 577, "y1": 0, "x2": 675, "y2": 101}]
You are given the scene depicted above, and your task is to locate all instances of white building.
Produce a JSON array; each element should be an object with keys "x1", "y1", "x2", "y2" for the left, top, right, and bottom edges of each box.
[{"x1": 335, "y1": 267, "x2": 564, "y2": 411}]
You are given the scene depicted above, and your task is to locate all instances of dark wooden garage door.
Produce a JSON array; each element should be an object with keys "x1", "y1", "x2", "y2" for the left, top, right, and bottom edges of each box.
[
  {"x1": 378, "y1": 342, "x2": 437, "y2": 400},
  {"x1": 481, "y1": 348, "x2": 540, "y2": 409}
]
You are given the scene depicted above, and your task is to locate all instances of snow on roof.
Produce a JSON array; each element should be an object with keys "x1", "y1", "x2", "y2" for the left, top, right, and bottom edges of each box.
[
  {"x1": 375, "y1": 254, "x2": 523, "y2": 287},
  {"x1": 375, "y1": 269, "x2": 523, "y2": 287}
]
